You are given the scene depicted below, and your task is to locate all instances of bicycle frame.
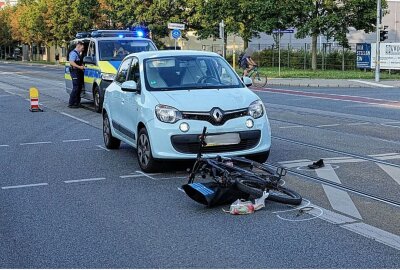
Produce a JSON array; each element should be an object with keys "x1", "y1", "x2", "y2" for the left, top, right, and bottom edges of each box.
[{"x1": 187, "y1": 127, "x2": 286, "y2": 186}]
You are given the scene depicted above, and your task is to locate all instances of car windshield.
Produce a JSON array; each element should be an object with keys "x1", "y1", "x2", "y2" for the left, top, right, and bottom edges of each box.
[
  {"x1": 99, "y1": 40, "x2": 156, "y2": 61},
  {"x1": 144, "y1": 55, "x2": 243, "y2": 91}
]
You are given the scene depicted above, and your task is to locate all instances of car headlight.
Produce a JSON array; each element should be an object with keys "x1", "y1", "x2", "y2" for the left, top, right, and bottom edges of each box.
[
  {"x1": 101, "y1": 73, "x2": 116, "y2": 81},
  {"x1": 248, "y1": 100, "x2": 264, "y2": 119},
  {"x1": 155, "y1": 105, "x2": 182, "y2": 123}
]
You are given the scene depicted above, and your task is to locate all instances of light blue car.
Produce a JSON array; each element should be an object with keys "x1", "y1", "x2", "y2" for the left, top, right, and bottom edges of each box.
[{"x1": 102, "y1": 50, "x2": 271, "y2": 172}]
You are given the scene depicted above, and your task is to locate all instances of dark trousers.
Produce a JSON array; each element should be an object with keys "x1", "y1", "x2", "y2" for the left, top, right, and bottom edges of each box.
[{"x1": 69, "y1": 70, "x2": 84, "y2": 106}]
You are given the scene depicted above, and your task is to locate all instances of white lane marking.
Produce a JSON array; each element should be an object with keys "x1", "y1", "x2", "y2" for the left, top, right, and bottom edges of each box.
[
  {"x1": 376, "y1": 164, "x2": 400, "y2": 186},
  {"x1": 383, "y1": 121, "x2": 400, "y2": 124},
  {"x1": 279, "y1": 160, "x2": 311, "y2": 168},
  {"x1": 96, "y1": 145, "x2": 110, "y2": 152},
  {"x1": 381, "y1": 123, "x2": 400, "y2": 129},
  {"x1": 324, "y1": 158, "x2": 365, "y2": 164},
  {"x1": 178, "y1": 187, "x2": 185, "y2": 193},
  {"x1": 120, "y1": 173, "x2": 162, "y2": 179},
  {"x1": 20, "y1": 141, "x2": 52, "y2": 146},
  {"x1": 279, "y1": 153, "x2": 400, "y2": 168},
  {"x1": 157, "y1": 176, "x2": 187, "y2": 180},
  {"x1": 278, "y1": 125, "x2": 304, "y2": 129},
  {"x1": 348, "y1": 79, "x2": 395, "y2": 88},
  {"x1": 260, "y1": 89, "x2": 400, "y2": 108},
  {"x1": 279, "y1": 159, "x2": 310, "y2": 165},
  {"x1": 64, "y1": 177, "x2": 106, "y2": 184},
  {"x1": 60, "y1": 112, "x2": 89, "y2": 124},
  {"x1": 62, "y1": 139, "x2": 91, "y2": 143},
  {"x1": 0, "y1": 145, "x2": 9, "y2": 147},
  {"x1": 0, "y1": 94, "x2": 11, "y2": 98},
  {"x1": 346, "y1": 122, "x2": 370, "y2": 126},
  {"x1": 1, "y1": 183, "x2": 48, "y2": 190},
  {"x1": 120, "y1": 174, "x2": 143, "y2": 179},
  {"x1": 316, "y1": 165, "x2": 363, "y2": 220},
  {"x1": 316, "y1": 124, "x2": 340, "y2": 127},
  {"x1": 371, "y1": 153, "x2": 399, "y2": 157},
  {"x1": 341, "y1": 222, "x2": 400, "y2": 251},
  {"x1": 374, "y1": 154, "x2": 400, "y2": 161},
  {"x1": 135, "y1": 170, "x2": 156, "y2": 180}
]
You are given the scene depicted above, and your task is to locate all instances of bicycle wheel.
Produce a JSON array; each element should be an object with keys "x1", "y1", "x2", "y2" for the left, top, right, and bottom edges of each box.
[
  {"x1": 235, "y1": 177, "x2": 302, "y2": 205},
  {"x1": 251, "y1": 72, "x2": 267, "y2": 88}
]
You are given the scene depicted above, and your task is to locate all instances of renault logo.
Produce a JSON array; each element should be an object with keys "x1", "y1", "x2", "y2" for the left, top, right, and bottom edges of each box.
[{"x1": 211, "y1": 108, "x2": 224, "y2": 122}]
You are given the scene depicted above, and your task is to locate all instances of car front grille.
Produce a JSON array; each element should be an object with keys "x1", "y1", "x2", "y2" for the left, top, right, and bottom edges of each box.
[
  {"x1": 171, "y1": 130, "x2": 261, "y2": 154},
  {"x1": 181, "y1": 108, "x2": 248, "y2": 126}
]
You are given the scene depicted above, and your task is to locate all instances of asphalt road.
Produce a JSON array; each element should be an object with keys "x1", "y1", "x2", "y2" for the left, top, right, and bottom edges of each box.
[{"x1": 0, "y1": 62, "x2": 399, "y2": 268}]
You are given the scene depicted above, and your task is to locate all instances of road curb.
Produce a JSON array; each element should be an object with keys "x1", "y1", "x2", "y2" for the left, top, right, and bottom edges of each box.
[
  {"x1": 267, "y1": 82, "x2": 364, "y2": 88},
  {"x1": 0, "y1": 60, "x2": 65, "y2": 69}
]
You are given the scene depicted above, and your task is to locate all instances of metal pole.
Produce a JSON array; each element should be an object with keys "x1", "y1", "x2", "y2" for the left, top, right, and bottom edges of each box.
[
  {"x1": 278, "y1": 31, "x2": 281, "y2": 77},
  {"x1": 174, "y1": 39, "x2": 177, "y2": 50},
  {"x1": 375, "y1": 0, "x2": 381, "y2": 82},
  {"x1": 233, "y1": 35, "x2": 236, "y2": 69}
]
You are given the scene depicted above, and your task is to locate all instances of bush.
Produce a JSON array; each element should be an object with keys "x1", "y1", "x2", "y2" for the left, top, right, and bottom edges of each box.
[{"x1": 251, "y1": 48, "x2": 356, "y2": 70}]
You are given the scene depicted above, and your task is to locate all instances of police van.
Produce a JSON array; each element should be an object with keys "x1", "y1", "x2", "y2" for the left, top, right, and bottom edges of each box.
[{"x1": 65, "y1": 28, "x2": 157, "y2": 112}]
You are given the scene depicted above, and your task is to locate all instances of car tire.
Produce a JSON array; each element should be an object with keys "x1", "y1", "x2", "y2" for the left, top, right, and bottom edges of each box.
[
  {"x1": 93, "y1": 85, "x2": 102, "y2": 113},
  {"x1": 103, "y1": 112, "x2": 121, "y2": 149},
  {"x1": 137, "y1": 128, "x2": 160, "y2": 173},
  {"x1": 246, "y1": 150, "x2": 270, "y2": 164}
]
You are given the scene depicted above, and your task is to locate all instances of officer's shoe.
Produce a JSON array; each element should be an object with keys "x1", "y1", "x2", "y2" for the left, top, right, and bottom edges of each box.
[{"x1": 68, "y1": 104, "x2": 80, "y2": 109}]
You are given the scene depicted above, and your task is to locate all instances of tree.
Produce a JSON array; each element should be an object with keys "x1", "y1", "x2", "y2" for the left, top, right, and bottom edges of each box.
[
  {"x1": 0, "y1": 7, "x2": 14, "y2": 46},
  {"x1": 186, "y1": 0, "x2": 290, "y2": 51},
  {"x1": 287, "y1": 0, "x2": 386, "y2": 70},
  {"x1": 133, "y1": 0, "x2": 187, "y2": 47}
]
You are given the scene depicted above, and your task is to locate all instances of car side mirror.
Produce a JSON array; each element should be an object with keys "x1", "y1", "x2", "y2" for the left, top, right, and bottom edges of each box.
[
  {"x1": 83, "y1": 56, "x2": 95, "y2": 65},
  {"x1": 242, "y1": 76, "x2": 253, "y2": 87},
  {"x1": 121, "y1": 81, "x2": 138, "y2": 92}
]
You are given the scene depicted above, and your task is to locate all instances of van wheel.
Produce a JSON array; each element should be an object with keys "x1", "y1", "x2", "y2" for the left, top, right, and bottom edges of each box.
[
  {"x1": 93, "y1": 86, "x2": 102, "y2": 113},
  {"x1": 137, "y1": 128, "x2": 160, "y2": 172},
  {"x1": 103, "y1": 113, "x2": 121, "y2": 149}
]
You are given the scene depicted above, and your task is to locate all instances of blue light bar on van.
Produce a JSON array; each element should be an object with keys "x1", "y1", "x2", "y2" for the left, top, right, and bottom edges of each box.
[{"x1": 75, "y1": 28, "x2": 151, "y2": 39}]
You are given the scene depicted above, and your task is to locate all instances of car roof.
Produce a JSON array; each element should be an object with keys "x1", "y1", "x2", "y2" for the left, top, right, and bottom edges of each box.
[
  {"x1": 94, "y1": 37, "x2": 153, "y2": 41},
  {"x1": 127, "y1": 50, "x2": 221, "y2": 60},
  {"x1": 72, "y1": 37, "x2": 153, "y2": 42}
]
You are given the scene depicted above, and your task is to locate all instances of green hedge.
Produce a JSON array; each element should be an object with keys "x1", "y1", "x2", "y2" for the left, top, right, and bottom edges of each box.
[{"x1": 228, "y1": 48, "x2": 357, "y2": 70}]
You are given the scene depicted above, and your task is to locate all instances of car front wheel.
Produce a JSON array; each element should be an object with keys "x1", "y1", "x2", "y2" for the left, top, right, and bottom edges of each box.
[
  {"x1": 93, "y1": 86, "x2": 102, "y2": 113},
  {"x1": 137, "y1": 128, "x2": 160, "y2": 172},
  {"x1": 103, "y1": 113, "x2": 121, "y2": 149}
]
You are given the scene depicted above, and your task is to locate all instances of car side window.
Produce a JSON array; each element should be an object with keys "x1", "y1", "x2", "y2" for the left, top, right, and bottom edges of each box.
[
  {"x1": 115, "y1": 58, "x2": 132, "y2": 84},
  {"x1": 127, "y1": 58, "x2": 140, "y2": 83},
  {"x1": 87, "y1": 41, "x2": 96, "y2": 58}
]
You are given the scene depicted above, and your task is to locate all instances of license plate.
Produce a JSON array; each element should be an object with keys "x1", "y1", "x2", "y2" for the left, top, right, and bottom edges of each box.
[{"x1": 205, "y1": 133, "x2": 240, "y2": 147}]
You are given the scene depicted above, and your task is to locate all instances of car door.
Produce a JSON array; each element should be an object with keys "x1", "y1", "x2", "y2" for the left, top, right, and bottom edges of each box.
[
  {"x1": 110, "y1": 57, "x2": 132, "y2": 140},
  {"x1": 84, "y1": 40, "x2": 96, "y2": 98},
  {"x1": 119, "y1": 57, "x2": 141, "y2": 144}
]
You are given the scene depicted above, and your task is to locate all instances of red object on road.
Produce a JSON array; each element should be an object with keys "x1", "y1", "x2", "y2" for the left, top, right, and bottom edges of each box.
[{"x1": 29, "y1": 87, "x2": 43, "y2": 112}]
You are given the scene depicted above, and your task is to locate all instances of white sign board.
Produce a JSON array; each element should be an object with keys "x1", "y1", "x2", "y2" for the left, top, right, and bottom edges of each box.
[
  {"x1": 168, "y1": 23, "x2": 185, "y2": 30},
  {"x1": 371, "y1": 43, "x2": 400, "y2": 70}
]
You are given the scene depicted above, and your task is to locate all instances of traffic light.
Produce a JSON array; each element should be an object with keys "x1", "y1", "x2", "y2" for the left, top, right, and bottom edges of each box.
[{"x1": 380, "y1": 26, "x2": 388, "y2": 41}]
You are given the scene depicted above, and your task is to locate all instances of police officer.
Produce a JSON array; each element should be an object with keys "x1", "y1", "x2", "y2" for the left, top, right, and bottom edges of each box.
[{"x1": 68, "y1": 41, "x2": 85, "y2": 108}]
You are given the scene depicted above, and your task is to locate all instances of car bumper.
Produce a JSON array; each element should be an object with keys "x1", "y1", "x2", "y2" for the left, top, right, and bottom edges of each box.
[{"x1": 146, "y1": 116, "x2": 271, "y2": 159}]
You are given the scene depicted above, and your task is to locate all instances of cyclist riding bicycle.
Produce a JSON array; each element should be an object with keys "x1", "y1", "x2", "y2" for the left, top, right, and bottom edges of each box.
[
  {"x1": 241, "y1": 56, "x2": 258, "y2": 76},
  {"x1": 239, "y1": 48, "x2": 258, "y2": 77}
]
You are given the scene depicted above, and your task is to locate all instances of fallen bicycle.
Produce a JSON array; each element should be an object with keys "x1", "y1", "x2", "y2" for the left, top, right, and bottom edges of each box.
[{"x1": 182, "y1": 127, "x2": 302, "y2": 208}]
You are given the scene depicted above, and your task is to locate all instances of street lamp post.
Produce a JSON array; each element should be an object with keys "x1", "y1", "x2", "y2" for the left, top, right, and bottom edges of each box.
[{"x1": 375, "y1": 0, "x2": 382, "y2": 82}]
